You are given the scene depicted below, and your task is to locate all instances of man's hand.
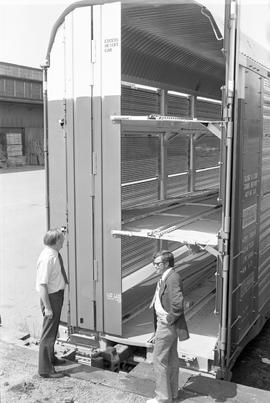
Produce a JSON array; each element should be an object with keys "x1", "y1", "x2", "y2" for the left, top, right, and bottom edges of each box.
[
  {"x1": 44, "y1": 307, "x2": 53, "y2": 320},
  {"x1": 148, "y1": 333, "x2": 156, "y2": 344},
  {"x1": 39, "y1": 284, "x2": 53, "y2": 319}
]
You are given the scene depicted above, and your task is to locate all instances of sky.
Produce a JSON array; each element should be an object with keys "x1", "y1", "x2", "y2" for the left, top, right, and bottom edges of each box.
[{"x1": 0, "y1": 0, "x2": 269, "y2": 69}]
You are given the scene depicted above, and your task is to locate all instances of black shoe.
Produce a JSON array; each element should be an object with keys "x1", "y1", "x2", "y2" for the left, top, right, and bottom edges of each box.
[
  {"x1": 53, "y1": 357, "x2": 66, "y2": 365},
  {"x1": 39, "y1": 372, "x2": 65, "y2": 379}
]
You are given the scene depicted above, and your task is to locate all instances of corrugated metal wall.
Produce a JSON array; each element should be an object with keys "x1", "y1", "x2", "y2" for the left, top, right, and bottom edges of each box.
[
  {"x1": 195, "y1": 132, "x2": 220, "y2": 191},
  {"x1": 121, "y1": 134, "x2": 159, "y2": 206},
  {"x1": 120, "y1": 84, "x2": 221, "y2": 277},
  {"x1": 258, "y1": 78, "x2": 270, "y2": 311},
  {"x1": 121, "y1": 2, "x2": 224, "y2": 98},
  {"x1": 0, "y1": 78, "x2": 42, "y2": 101},
  {"x1": 167, "y1": 93, "x2": 190, "y2": 117},
  {"x1": 121, "y1": 85, "x2": 221, "y2": 208},
  {"x1": 167, "y1": 134, "x2": 189, "y2": 197},
  {"x1": 196, "y1": 100, "x2": 221, "y2": 120}
]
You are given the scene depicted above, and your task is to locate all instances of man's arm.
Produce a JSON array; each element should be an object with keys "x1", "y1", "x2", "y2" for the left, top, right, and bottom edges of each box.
[
  {"x1": 40, "y1": 284, "x2": 53, "y2": 319},
  {"x1": 166, "y1": 274, "x2": 184, "y2": 325}
]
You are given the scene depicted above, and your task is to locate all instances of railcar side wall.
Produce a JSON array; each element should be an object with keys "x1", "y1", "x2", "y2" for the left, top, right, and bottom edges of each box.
[{"x1": 228, "y1": 59, "x2": 270, "y2": 365}]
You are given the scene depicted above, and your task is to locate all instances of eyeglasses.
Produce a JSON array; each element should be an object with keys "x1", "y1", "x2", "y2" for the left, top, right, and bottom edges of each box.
[{"x1": 153, "y1": 261, "x2": 164, "y2": 266}]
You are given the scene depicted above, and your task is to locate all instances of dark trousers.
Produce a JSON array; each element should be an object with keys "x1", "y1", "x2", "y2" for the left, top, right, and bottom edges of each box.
[{"x1": 38, "y1": 290, "x2": 64, "y2": 375}]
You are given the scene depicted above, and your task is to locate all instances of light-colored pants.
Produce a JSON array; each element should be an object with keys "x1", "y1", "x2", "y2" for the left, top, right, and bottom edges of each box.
[{"x1": 153, "y1": 319, "x2": 179, "y2": 403}]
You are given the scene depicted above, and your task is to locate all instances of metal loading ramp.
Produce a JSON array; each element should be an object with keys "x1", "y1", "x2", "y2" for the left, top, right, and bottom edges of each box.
[{"x1": 113, "y1": 193, "x2": 221, "y2": 251}]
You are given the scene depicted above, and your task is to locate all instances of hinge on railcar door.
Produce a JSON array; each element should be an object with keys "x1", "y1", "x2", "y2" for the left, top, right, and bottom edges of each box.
[
  {"x1": 91, "y1": 259, "x2": 98, "y2": 302},
  {"x1": 89, "y1": 40, "x2": 96, "y2": 86},
  {"x1": 90, "y1": 174, "x2": 95, "y2": 197},
  {"x1": 90, "y1": 152, "x2": 97, "y2": 196}
]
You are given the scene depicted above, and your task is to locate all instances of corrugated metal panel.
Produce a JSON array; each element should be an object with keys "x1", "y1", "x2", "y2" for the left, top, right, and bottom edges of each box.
[
  {"x1": 121, "y1": 85, "x2": 160, "y2": 115},
  {"x1": 167, "y1": 94, "x2": 190, "y2": 116},
  {"x1": 195, "y1": 169, "x2": 220, "y2": 191},
  {"x1": 194, "y1": 133, "x2": 220, "y2": 190},
  {"x1": 121, "y1": 135, "x2": 159, "y2": 207},
  {"x1": 229, "y1": 66, "x2": 262, "y2": 353},
  {"x1": 195, "y1": 133, "x2": 220, "y2": 169},
  {"x1": 262, "y1": 79, "x2": 270, "y2": 194},
  {"x1": 0, "y1": 62, "x2": 42, "y2": 81},
  {"x1": 4, "y1": 79, "x2": 14, "y2": 97},
  {"x1": 15, "y1": 81, "x2": 24, "y2": 98},
  {"x1": 0, "y1": 78, "x2": 43, "y2": 102},
  {"x1": 259, "y1": 194, "x2": 270, "y2": 310},
  {"x1": 121, "y1": 2, "x2": 224, "y2": 98},
  {"x1": 167, "y1": 135, "x2": 188, "y2": 174},
  {"x1": 259, "y1": 194, "x2": 270, "y2": 253},
  {"x1": 167, "y1": 174, "x2": 188, "y2": 197},
  {"x1": 167, "y1": 134, "x2": 189, "y2": 195},
  {"x1": 196, "y1": 100, "x2": 221, "y2": 120},
  {"x1": 122, "y1": 237, "x2": 156, "y2": 278}
]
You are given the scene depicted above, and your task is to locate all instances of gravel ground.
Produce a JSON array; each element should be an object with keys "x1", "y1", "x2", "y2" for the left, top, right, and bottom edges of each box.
[{"x1": 0, "y1": 338, "x2": 147, "y2": 403}]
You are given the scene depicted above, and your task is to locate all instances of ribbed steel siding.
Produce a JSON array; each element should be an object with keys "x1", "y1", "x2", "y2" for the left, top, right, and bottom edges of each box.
[
  {"x1": 122, "y1": 237, "x2": 157, "y2": 279},
  {"x1": 167, "y1": 94, "x2": 190, "y2": 117},
  {"x1": 0, "y1": 77, "x2": 42, "y2": 101},
  {"x1": 121, "y1": 135, "x2": 159, "y2": 207},
  {"x1": 258, "y1": 78, "x2": 270, "y2": 311},
  {"x1": 196, "y1": 100, "x2": 221, "y2": 120},
  {"x1": 195, "y1": 100, "x2": 221, "y2": 191},
  {"x1": 259, "y1": 194, "x2": 270, "y2": 310},
  {"x1": 121, "y1": 85, "x2": 160, "y2": 209},
  {"x1": 195, "y1": 132, "x2": 220, "y2": 190},
  {"x1": 167, "y1": 134, "x2": 189, "y2": 197},
  {"x1": 121, "y1": 3, "x2": 224, "y2": 98},
  {"x1": 121, "y1": 85, "x2": 160, "y2": 115},
  {"x1": 262, "y1": 79, "x2": 270, "y2": 194}
]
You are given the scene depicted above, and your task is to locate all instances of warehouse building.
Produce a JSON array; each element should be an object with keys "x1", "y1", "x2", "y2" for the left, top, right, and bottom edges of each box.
[{"x1": 0, "y1": 62, "x2": 43, "y2": 168}]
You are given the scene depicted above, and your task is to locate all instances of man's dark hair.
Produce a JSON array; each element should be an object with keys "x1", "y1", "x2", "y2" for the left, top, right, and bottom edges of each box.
[
  {"x1": 43, "y1": 228, "x2": 63, "y2": 246},
  {"x1": 153, "y1": 250, "x2": 174, "y2": 267}
]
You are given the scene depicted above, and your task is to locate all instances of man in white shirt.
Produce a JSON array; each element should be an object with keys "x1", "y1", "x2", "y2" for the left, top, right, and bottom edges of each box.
[{"x1": 36, "y1": 228, "x2": 68, "y2": 378}]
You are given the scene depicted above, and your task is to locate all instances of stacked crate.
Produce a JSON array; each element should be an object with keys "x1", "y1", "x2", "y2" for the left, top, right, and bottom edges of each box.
[{"x1": 6, "y1": 133, "x2": 26, "y2": 166}]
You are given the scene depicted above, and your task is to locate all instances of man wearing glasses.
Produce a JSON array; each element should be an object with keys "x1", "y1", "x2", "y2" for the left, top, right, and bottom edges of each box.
[{"x1": 147, "y1": 250, "x2": 189, "y2": 403}]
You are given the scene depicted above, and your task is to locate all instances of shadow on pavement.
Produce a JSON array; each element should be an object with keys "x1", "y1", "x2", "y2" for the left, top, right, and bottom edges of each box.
[{"x1": 181, "y1": 374, "x2": 237, "y2": 402}]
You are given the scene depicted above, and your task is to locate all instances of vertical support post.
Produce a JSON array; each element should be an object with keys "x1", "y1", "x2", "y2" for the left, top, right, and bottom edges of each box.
[
  {"x1": 160, "y1": 89, "x2": 167, "y2": 117},
  {"x1": 218, "y1": 85, "x2": 227, "y2": 205},
  {"x1": 42, "y1": 65, "x2": 50, "y2": 230},
  {"x1": 188, "y1": 95, "x2": 196, "y2": 194},
  {"x1": 189, "y1": 95, "x2": 196, "y2": 118},
  {"x1": 188, "y1": 133, "x2": 195, "y2": 192},
  {"x1": 220, "y1": 0, "x2": 238, "y2": 377},
  {"x1": 159, "y1": 89, "x2": 168, "y2": 200},
  {"x1": 159, "y1": 89, "x2": 168, "y2": 249},
  {"x1": 160, "y1": 133, "x2": 168, "y2": 200}
]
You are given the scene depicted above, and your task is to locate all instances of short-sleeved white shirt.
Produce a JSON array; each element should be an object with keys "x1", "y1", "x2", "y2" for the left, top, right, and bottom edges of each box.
[{"x1": 36, "y1": 246, "x2": 66, "y2": 294}]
